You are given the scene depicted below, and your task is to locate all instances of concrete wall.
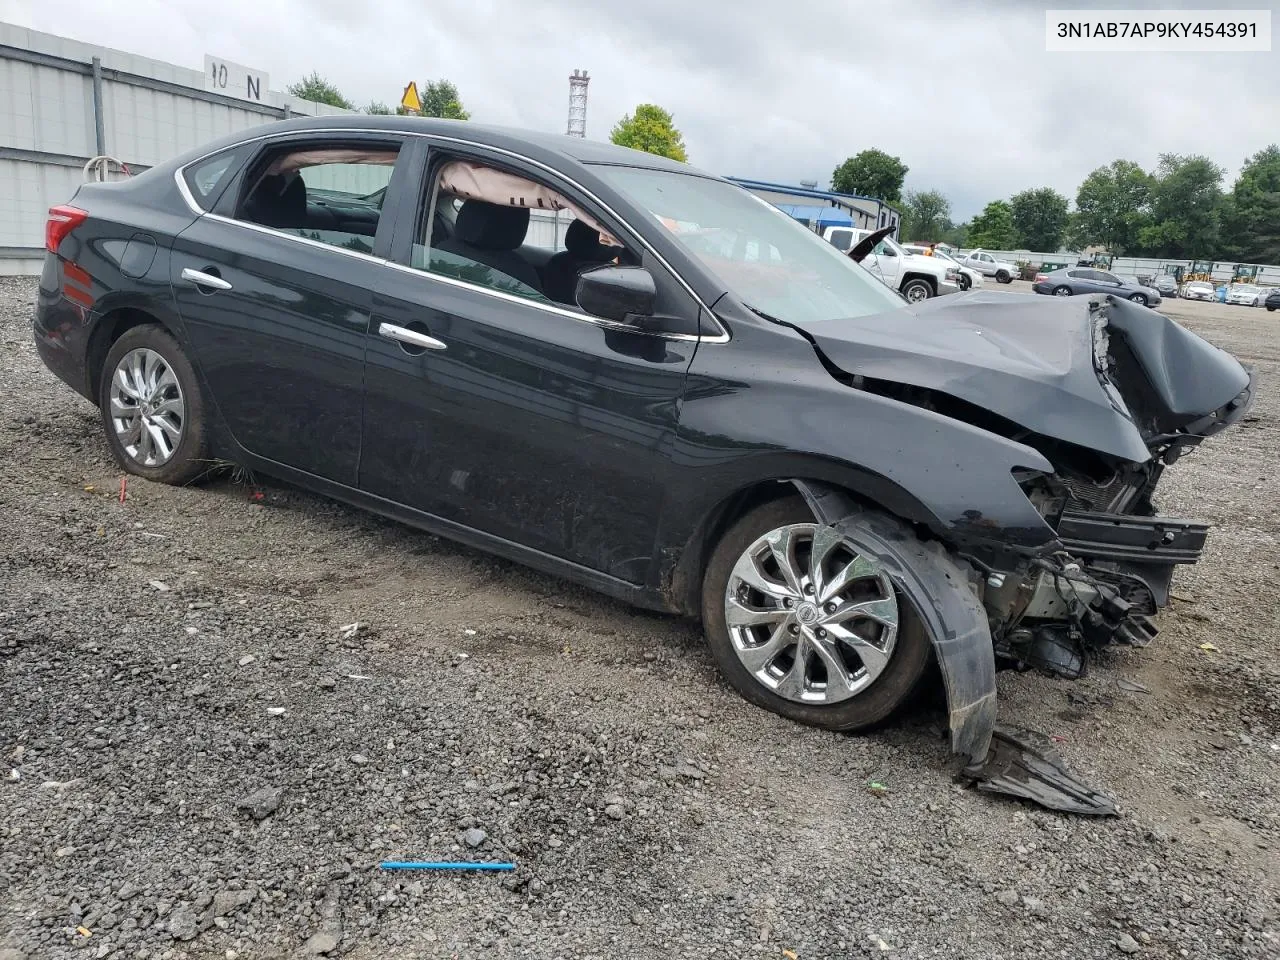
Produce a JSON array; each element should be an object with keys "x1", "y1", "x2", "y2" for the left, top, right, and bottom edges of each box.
[{"x1": 0, "y1": 22, "x2": 354, "y2": 275}]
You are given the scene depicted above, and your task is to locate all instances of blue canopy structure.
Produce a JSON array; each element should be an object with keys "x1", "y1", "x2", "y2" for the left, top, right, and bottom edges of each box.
[{"x1": 772, "y1": 203, "x2": 853, "y2": 227}]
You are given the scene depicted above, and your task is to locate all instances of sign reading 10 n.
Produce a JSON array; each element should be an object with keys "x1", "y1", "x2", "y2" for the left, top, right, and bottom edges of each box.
[{"x1": 203, "y1": 55, "x2": 270, "y2": 103}]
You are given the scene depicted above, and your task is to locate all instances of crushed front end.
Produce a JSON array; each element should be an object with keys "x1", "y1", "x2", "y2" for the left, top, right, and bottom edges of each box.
[{"x1": 982, "y1": 296, "x2": 1256, "y2": 680}]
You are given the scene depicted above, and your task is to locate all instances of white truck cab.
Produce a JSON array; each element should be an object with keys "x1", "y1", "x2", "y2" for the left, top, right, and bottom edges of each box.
[{"x1": 823, "y1": 226, "x2": 962, "y2": 303}]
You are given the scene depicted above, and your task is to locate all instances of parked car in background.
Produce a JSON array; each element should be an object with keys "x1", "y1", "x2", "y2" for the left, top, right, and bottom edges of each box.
[
  {"x1": 1152, "y1": 275, "x2": 1179, "y2": 298},
  {"x1": 1267, "y1": 288, "x2": 1280, "y2": 312},
  {"x1": 1225, "y1": 284, "x2": 1266, "y2": 307},
  {"x1": 1031, "y1": 267, "x2": 1162, "y2": 306},
  {"x1": 832, "y1": 227, "x2": 962, "y2": 302},
  {"x1": 1182, "y1": 281, "x2": 1216, "y2": 302},
  {"x1": 956, "y1": 249, "x2": 1018, "y2": 284},
  {"x1": 902, "y1": 243, "x2": 983, "y2": 291}
]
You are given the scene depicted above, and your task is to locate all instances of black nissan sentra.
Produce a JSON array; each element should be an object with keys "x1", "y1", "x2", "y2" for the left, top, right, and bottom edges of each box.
[{"x1": 34, "y1": 116, "x2": 1255, "y2": 776}]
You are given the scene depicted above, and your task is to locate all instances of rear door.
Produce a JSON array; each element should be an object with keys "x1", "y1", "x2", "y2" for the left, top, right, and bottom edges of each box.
[
  {"x1": 358, "y1": 143, "x2": 704, "y2": 581},
  {"x1": 170, "y1": 132, "x2": 413, "y2": 485}
]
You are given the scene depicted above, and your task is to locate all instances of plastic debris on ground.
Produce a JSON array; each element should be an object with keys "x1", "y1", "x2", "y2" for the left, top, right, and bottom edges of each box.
[{"x1": 962, "y1": 726, "x2": 1117, "y2": 816}]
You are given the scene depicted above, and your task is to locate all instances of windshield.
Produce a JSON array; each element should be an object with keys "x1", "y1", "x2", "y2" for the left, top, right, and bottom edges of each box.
[{"x1": 592, "y1": 166, "x2": 905, "y2": 323}]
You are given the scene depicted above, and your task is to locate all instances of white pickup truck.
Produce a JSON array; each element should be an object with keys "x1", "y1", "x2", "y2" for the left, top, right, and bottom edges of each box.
[
  {"x1": 955, "y1": 248, "x2": 1019, "y2": 284},
  {"x1": 823, "y1": 226, "x2": 962, "y2": 303}
]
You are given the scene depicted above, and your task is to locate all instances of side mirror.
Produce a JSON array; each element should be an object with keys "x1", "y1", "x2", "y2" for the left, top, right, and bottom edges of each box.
[
  {"x1": 576, "y1": 265, "x2": 656, "y2": 324},
  {"x1": 880, "y1": 247, "x2": 897, "y2": 257}
]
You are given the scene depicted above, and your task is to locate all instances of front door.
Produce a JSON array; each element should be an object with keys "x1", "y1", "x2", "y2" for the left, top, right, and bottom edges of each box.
[
  {"x1": 358, "y1": 146, "x2": 702, "y2": 582},
  {"x1": 170, "y1": 133, "x2": 410, "y2": 485}
]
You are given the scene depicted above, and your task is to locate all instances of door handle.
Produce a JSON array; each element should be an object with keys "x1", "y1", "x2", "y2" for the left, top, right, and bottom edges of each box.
[
  {"x1": 180, "y1": 267, "x2": 233, "y2": 291},
  {"x1": 378, "y1": 322, "x2": 446, "y2": 352}
]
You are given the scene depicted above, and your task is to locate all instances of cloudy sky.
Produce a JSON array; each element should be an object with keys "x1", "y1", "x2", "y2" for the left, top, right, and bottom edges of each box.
[{"x1": 4, "y1": 0, "x2": 1276, "y2": 218}]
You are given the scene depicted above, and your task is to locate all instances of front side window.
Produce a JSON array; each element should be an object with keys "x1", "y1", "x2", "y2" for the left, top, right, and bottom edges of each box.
[
  {"x1": 236, "y1": 143, "x2": 400, "y2": 254},
  {"x1": 412, "y1": 157, "x2": 635, "y2": 307},
  {"x1": 593, "y1": 166, "x2": 904, "y2": 324}
]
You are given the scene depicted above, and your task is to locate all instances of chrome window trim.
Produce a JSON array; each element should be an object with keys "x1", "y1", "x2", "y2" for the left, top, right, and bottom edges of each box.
[
  {"x1": 171, "y1": 126, "x2": 730, "y2": 344},
  {"x1": 199, "y1": 213, "x2": 708, "y2": 341}
]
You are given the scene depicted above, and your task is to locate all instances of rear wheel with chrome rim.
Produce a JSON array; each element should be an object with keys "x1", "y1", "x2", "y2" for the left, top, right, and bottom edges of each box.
[
  {"x1": 98, "y1": 325, "x2": 209, "y2": 485},
  {"x1": 701, "y1": 498, "x2": 932, "y2": 731},
  {"x1": 1053, "y1": 285, "x2": 1072, "y2": 296}
]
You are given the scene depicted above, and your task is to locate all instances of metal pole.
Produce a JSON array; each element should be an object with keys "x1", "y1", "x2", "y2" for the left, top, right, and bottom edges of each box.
[{"x1": 90, "y1": 57, "x2": 106, "y2": 156}]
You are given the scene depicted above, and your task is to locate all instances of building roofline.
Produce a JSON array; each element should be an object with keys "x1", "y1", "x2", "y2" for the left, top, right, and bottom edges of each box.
[{"x1": 725, "y1": 176, "x2": 901, "y2": 214}]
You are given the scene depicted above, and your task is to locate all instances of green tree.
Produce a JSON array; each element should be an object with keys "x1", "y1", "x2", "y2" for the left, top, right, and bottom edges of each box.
[
  {"x1": 967, "y1": 200, "x2": 1019, "y2": 249},
  {"x1": 1223, "y1": 144, "x2": 1280, "y2": 262},
  {"x1": 898, "y1": 189, "x2": 951, "y2": 242},
  {"x1": 1010, "y1": 187, "x2": 1070, "y2": 251},
  {"x1": 610, "y1": 104, "x2": 688, "y2": 162},
  {"x1": 365, "y1": 100, "x2": 393, "y2": 115},
  {"x1": 1138, "y1": 154, "x2": 1225, "y2": 258},
  {"x1": 416, "y1": 79, "x2": 470, "y2": 120},
  {"x1": 1071, "y1": 160, "x2": 1152, "y2": 254},
  {"x1": 830, "y1": 149, "x2": 908, "y2": 203},
  {"x1": 287, "y1": 72, "x2": 353, "y2": 109},
  {"x1": 938, "y1": 221, "x2": 969, "y2": 248}
]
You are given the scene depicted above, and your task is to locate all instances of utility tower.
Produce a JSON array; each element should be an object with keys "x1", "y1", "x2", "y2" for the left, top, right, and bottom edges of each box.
[{"x1": 567, "y1": 69, "x2": 590, "y2": 138}]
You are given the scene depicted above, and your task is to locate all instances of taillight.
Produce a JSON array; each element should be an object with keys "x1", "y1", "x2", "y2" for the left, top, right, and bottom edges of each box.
[
  {"x1": 45, "y1": 205, "x2": 88, "y2": 254},
  {"x1": 1034, "y1": 273, "x2": 1047, "y2": 283}
]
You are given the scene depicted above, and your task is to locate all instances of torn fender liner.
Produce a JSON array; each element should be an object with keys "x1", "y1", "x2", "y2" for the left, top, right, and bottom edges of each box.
[
  {"x1": 963, "y1": 727, "x2": 1117, "y2": 816},
  {"x1": 792, "y1": 480, "x2": 997, "y2": 761}
]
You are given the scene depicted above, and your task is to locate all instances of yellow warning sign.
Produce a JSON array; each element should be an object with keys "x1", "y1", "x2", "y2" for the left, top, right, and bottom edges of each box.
[{"x1": 400, "y1": 81, "x2": 421, "y2": 113}]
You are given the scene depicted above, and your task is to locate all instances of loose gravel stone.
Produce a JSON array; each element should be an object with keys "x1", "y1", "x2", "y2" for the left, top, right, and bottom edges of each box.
[
  {"x1": 1116, "y1": 933, "x2": 1141, "y2": 954},
  {"x1": 235, "y1": 786, "x2": 283, "y2": 820},
  {"x1": 463, "y1": 827, "x2": 487, "y2": 848}
]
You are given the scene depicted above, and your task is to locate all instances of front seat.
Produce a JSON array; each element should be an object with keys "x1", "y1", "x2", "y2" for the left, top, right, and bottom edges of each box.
[
  {"x1": 543, "y1": 219, "x2": 617, "y2": 304},
  {"x1": 434, "y1": 200, "x2": 540, "y2": 291},
  {"x1": 244, "y1": 173, "x2": 307, "y2": 229}
]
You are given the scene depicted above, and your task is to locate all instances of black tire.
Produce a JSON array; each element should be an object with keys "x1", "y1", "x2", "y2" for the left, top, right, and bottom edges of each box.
[
  {"x1": 900, "y1": 278, "x2": 934, "y2": 303},
  {"x1": 1052, "y1": 285, "x2": 1072, "y2": 297},
  {"x1": 958, "y1": 274, "x2": 971, "y2": 292},
  {"x1": 995, "y1": 270, "x2": 1011, "y2": 284},
  {"x1": 700, "y1": 497, "x2": 932, "y2": 732},
  {"x1": 1128, "y1": 293, "x2": 1148, "y2": 306},
  {"x1": 1268, "y1": 305, "x2": 1277, "y2": 312},
  {"x1": 98, "y1": 324, "x2": 210, "y2": 486}
]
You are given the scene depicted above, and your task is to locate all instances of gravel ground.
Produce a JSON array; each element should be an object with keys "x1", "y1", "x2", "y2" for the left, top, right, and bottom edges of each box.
[{"x1": 1, "y1": 275, "x2": 1277, "y2": 960}]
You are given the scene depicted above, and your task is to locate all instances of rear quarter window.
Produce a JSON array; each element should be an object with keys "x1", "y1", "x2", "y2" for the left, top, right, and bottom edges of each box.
[{"x1": 182, "y1": 147, "x2": 248, "y2": 209}]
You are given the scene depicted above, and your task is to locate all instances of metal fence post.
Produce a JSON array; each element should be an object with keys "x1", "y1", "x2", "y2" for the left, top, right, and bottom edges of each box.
[{"x1": 91, "y1": 56, "x2": 106, "y2": 156}]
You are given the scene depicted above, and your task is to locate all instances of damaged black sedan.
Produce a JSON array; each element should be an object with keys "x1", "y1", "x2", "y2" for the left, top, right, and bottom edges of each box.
[{"x1": 35, "y1": 117, "x2": 1255, "y2": 791}]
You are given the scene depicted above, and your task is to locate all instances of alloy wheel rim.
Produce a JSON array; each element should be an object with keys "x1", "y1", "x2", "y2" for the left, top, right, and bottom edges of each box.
[
  {"x1": 724, "y1": 523, "x2": 899, "y2": 705},
  {"x1": 905, "y1": 284, "x2": 928, "y2": 303},
  {"x1": 109, "y1": 348, "x2": 185, "y2": 466},
  {"x1": 1055, "y1": 287, "x2": 1070, "y2": 296}
]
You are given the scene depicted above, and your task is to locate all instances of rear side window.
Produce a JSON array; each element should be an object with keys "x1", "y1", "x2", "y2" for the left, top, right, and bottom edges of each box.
[
  {"x1": 826, "y1": 229, "x2": 853, "y2": 251},
  {"x1": 182, "y1": 147, "x2": 247, "y2": 209},
  {"x1": 234, "y1": 142, "x2": 401, "y2": 255}
]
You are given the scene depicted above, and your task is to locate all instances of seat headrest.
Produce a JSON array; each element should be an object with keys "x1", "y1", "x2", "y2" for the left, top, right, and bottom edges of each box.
[
  {"x1": 564, "y1": 219, "x2": 612, "y2": 261},
  {"x1": 454, "y1": 200, "x2": 529, "y2": 251},
  {"x1": 248, "y1": 173, "x2": 307, "y2": 227}
]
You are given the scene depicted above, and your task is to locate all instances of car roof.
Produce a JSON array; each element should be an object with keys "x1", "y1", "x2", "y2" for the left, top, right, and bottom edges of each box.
[{"x1": 171, "y1": 114, "x2": 706, "y2": 177}]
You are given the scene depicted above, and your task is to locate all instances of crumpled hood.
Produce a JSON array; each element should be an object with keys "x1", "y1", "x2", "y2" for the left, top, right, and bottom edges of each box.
[{"x1": 803, "y1": 291, "x2": 1250, "y2": 463}]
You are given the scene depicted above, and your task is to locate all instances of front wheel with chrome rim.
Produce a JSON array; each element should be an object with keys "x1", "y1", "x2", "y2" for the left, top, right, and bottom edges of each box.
[
  {"x1": 98, "y1": 324, "x2": 209, "y2": 485},
  {"x1": 701, "y1": 498, "x2": 932, "y2": 731},
  {"x1": 900, "y1": 278, "x2": 933, "y2": 304}
]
